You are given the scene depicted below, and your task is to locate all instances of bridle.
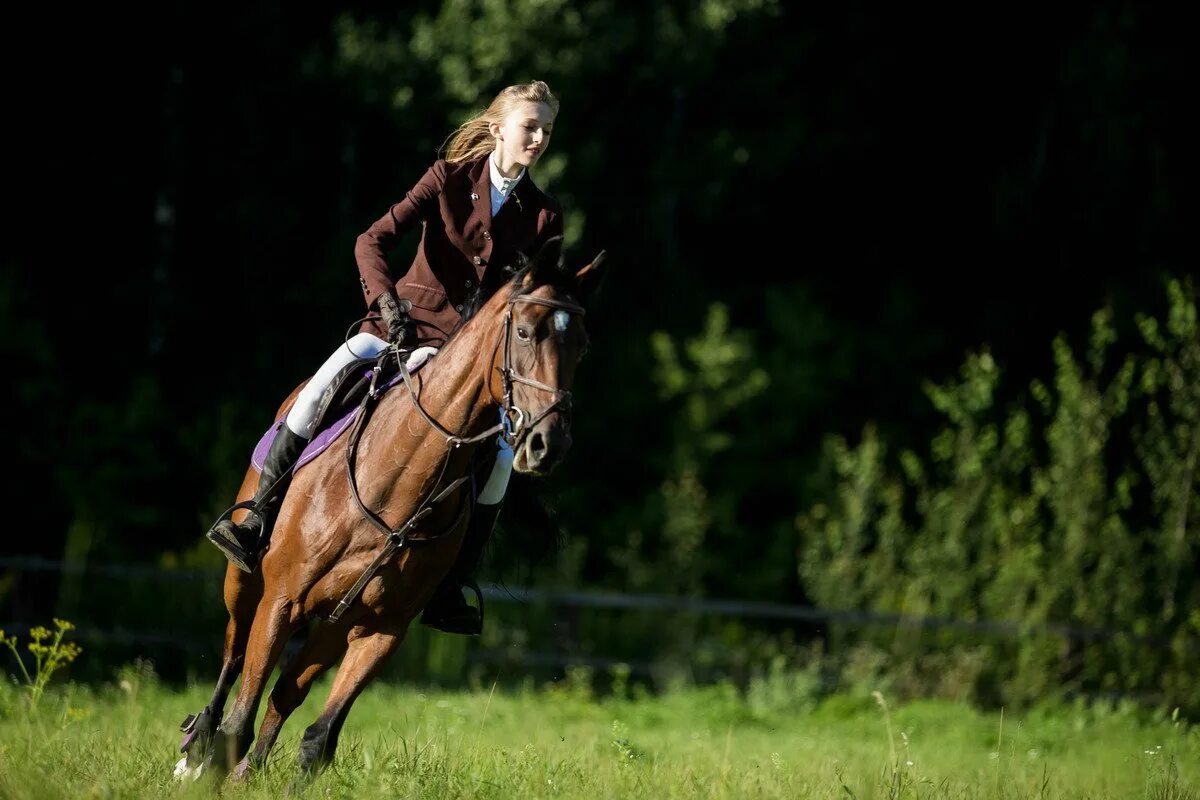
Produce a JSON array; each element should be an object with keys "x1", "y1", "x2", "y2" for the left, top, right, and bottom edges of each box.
[
  {"x1": 494, "y1": 292, "x2": 586, "y2": 447},
  {"x1": 391, "y1": 289, "x2": 586, "y2": 450}
]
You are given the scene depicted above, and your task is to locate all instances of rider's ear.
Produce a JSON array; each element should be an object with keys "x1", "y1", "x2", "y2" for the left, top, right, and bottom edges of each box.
[{"x1": 574, "y1": 250, "x2": 607, "y2": 304}]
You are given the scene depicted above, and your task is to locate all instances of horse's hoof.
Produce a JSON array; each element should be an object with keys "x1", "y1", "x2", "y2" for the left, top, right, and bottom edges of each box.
[
  {"x1": 231, "y1": 758, "x2": 254, "y2": 782},
  {"x1": 173, "y1": 756, "x2": 204, "y2": 781}
]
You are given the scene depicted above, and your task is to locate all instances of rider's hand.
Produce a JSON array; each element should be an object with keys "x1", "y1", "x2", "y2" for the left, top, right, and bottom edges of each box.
[{"x1": 377, "y1": 291, "x2": 413, "y2": 345}]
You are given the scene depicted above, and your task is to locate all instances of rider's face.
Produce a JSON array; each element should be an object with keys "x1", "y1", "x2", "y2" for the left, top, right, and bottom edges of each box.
[{"x1": 492, "y1": 101, "x2": 555, "y2": 171}]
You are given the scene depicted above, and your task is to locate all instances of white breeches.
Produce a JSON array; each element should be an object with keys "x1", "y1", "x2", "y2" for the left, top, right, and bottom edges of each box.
[{"x1": 284, "y1": 331, "x2": 512, "y2": 504}]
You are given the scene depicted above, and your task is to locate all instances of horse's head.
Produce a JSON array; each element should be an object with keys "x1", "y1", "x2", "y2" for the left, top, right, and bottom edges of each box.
[{"x1": 489, "y1": 237, "x2": 604, "y2": 476}]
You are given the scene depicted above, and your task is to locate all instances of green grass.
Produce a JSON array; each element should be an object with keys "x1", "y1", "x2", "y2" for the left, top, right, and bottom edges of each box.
[{"x1": 0, "y1": 673, "x2": 1196, "y2": 799}]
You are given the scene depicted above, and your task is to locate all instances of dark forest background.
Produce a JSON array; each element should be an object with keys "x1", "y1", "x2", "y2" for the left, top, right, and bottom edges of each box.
[{"x1": 3, "y1": 2, "x2": 1196, "y2": 707}]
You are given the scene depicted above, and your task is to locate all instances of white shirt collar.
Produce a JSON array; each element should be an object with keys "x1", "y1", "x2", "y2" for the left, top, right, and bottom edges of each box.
[{"x1": 489, "y1": 151, "x2": 525, "y2": 197}]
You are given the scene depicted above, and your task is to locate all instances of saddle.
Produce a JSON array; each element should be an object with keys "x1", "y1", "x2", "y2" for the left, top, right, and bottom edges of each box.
[
  {"x1": 251, "y1": 346, "x2": 435, "y2": 475},
  {"x1": 316, "y1": 354, "x2": 399, "y2": 430}
]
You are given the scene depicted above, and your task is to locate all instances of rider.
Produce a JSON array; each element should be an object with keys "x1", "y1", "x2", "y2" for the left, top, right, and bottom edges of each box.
[{"x1": 207, "y1": 80, "x2": 564, "y2": 636}]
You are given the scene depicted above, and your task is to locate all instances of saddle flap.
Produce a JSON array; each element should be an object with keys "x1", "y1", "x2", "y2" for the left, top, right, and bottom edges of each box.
[{"x1": 251, "y1": 347, "x2": 436, "y2": 475}]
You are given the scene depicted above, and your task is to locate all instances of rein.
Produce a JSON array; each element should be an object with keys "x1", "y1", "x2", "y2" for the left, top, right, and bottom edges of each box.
[
  {"x1": 394, "y1": 291, "x2": 586, "y2": 449},
  {"x1": 329, "y1": 289, "x2": 585, "y2": 622}
]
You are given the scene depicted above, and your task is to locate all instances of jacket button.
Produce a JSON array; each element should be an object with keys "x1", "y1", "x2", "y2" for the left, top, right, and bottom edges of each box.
[
  {"x1": 472, "y1": 256, "x2": 482, "y2": 265},
  {"x1": 455, "y1": 304, "x2": 464, "y2": 313},
  {"x1": 464, "y1": 279, "x2": 473, "y2": 287}
]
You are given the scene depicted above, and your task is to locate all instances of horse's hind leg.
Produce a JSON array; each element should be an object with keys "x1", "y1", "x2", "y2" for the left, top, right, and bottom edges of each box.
[
  {"x1": 234, "y1": 619, "x2": 352, "y2": 777},
  {"x1": 213, "y1": 594, "x2": 298, "y2": 775},
  {"x1": 295, "y1": 630, "x2": 403, "y2": 778},
  {"x1": 176, "y1": 567, "x2": 262, "y2": 777}
]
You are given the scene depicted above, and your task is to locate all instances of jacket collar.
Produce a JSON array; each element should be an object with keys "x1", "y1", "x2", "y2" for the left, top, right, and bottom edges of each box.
[
  {"x1": 467, "y1": 152, "x2": 545, "y2": 215},
  {"x1": 488, "y1": 151, "x2": 525, "y2": 197}
]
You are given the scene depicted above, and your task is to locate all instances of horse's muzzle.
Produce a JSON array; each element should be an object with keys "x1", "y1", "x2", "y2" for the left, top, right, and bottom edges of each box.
[{"x1": 515, "y1": 419, "x2": 572, "y2": 475}]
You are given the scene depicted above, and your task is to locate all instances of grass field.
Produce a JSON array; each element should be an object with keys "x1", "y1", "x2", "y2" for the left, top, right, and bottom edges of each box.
[{"x1": 0, "y1": 670, "x2": 1196, "y2": 799}]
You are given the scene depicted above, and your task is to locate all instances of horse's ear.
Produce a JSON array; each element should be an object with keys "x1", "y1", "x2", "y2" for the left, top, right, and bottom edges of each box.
[
  {"x1": 523, "y1": 235, "x2": 565, "y2": 287},
  {"x1": 574, "y1": 249, "x2": 607, "y2": 303}
]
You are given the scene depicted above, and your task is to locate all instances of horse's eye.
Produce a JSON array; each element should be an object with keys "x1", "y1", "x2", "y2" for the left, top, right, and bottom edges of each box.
[{"x1": 516, "y1": 326, "x2": 531, "y2": 342}]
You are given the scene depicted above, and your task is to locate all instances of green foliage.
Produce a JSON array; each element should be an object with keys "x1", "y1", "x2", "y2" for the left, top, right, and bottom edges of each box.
[
  {"x1": 612, "y1": 302, "x2": 767, "y2": 598},
  {"x1": 744, "y1": 653, "x2": 822, "y2": 720},
  {"x1": 604, "y1": 304, "x2": 769, "y2": 682},
  {"x1": 798, "y1": 278, "x2": 1200, "y2": 711},
  {"x1": 0, "y1": 619, "x2": 82, "y2": 712},
  {"x1": 652, "y1": 302, "x2": 770, "y2": 469}
]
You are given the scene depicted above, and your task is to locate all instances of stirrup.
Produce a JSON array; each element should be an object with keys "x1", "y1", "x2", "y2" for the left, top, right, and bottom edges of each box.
[
  {"x1": 205, "y1": 498, "x2": 266, "y2": 573},
  {"x1": 206, "y1": 523, "x2": 259, "y2": 573}
]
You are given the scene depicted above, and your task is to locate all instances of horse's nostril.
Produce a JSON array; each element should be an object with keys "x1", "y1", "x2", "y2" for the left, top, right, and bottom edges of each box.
[{"x1": 529, "y1": 432, "x2": 546, "y2": 457}]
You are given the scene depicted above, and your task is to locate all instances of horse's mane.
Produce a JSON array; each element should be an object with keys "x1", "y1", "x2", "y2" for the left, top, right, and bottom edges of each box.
[{"x1": 507, "y1": 237, "x2": 580, "y2": 298}]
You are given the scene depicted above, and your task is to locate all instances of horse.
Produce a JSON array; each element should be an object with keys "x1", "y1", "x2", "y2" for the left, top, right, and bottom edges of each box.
[{"x1": 175, "y1": 238, "x2": 601, "y2": 782}]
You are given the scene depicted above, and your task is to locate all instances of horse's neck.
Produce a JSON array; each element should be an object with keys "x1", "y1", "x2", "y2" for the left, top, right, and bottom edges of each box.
[
  {"x1": 379, "y1": 309, "x2": 502, "y2": 449},
  {"x1": 342, "y1": 310, "x2": 499, "y2": 522},
  {"x1": 409, "y1": 349, "x2": 494, "y2": 437}
]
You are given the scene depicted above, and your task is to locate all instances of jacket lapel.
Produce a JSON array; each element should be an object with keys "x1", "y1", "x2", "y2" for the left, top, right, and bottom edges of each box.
[
  {"x1": 468, "y1": 156, "x2": 491, "y2": 227},
  {"x1": 495, "y1": 171, "x2": 544, "y2": 227}
]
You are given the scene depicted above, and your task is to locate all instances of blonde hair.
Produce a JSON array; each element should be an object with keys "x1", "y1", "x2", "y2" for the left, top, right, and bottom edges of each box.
[{"x1": 442, "y1": 80, "x2": 560, "y2": 164}]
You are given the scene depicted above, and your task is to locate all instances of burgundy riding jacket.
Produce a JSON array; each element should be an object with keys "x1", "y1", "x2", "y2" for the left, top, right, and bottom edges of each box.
[{"x1": 355, "y1": 153, "x2": 564, "y2": 343}]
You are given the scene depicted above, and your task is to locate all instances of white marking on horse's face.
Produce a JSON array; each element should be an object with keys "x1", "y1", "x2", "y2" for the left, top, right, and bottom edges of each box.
[{"x1": 553, "y1": 309, "x2": 570, "y2": 333}]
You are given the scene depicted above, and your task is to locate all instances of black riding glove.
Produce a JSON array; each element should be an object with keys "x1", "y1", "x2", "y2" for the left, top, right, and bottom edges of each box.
[{"x1": 377, "y1": 291, "x2": 413, "y2": 345}]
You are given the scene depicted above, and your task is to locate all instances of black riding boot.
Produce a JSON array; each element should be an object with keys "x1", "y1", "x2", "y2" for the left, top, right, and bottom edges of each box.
[
  {"x1": 420, "y1": 500, "x2": 499, "y2": 636},
  {"x1": 207, "y1": 425, "x2": 309, "y2": 573}
]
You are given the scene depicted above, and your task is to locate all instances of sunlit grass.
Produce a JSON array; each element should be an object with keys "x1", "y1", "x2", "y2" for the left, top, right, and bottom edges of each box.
[{"x1": 0, "y1": 673, "x2": 1196, "y2": 798}]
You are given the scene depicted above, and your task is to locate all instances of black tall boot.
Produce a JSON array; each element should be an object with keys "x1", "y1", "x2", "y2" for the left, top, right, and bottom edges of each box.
[
  {"x1": 420, "y1": 500, "x2": 499, "y2": 635},
  {"x1": 207, "y1": 425, "x2": 309, "y2": 573}
]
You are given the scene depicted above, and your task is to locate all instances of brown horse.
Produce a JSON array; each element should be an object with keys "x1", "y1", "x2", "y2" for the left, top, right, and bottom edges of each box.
[{"x1": 175, "y1": 240, "x2": 601, "y2": 782}]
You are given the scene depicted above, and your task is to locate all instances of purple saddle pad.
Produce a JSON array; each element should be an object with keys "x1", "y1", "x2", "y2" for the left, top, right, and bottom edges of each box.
[{"x1": 251, "y1": 355, "x2": 430, "y2": 474}]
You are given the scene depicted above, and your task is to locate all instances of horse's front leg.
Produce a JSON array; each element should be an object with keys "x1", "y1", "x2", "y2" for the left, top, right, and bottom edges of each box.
[
  {"x1": 235, "y1": 616, "x2": 354, "y2": 776},
  {"x1": 213, "y1": 594, "x2": 299, "y2": 775},
  {"x1": 295, "y1": 628, "x2": 405, "y2": 778}
]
